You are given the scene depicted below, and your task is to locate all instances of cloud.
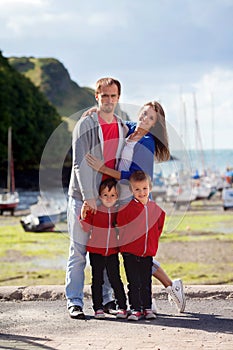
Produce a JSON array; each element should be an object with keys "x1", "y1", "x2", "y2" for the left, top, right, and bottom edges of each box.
[
  {"x1": 168, "y1": 68, "x2": 233, "y2": 150},
  {"x1": 0, "y1": 0, "x2": 128, "y2": 38},
  {"x1": 0, "y1": 0, "x2": 51, "y2": 36},
  {"x1": 0, "y1": 0, "x2": 232, "y2": 150},
  {"x1": 120, "y1": 67, "x2": 233, "y2": 150},
  {"x1": 0, "y1": 0, "x2": 49, "y2": 15}
]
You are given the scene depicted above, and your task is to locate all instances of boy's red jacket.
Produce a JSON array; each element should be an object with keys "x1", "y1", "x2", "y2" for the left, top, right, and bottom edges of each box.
[
  {"x1": 79, "y1": 204, "x2": 119, "y2": 256},
  {"x1": 117, "y1": 198, "x2": 165, "y2": 257}
]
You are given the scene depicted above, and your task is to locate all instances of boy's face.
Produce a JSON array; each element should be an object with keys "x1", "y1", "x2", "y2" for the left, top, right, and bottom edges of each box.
[
  {"x1": 130, "y1": 179, "x2": 151, "y2": 205},
  {"x1": 99, "y1": 186, "x2": 118, "y2": 208}
]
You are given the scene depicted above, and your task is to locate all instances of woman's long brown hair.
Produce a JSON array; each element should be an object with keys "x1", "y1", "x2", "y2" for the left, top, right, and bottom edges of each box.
[{"x1": 143, "y1": 101, "x2": 170, "y2": 162}]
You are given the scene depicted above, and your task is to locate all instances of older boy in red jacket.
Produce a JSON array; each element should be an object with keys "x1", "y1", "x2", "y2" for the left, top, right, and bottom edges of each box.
[{"x1": 117, "y1": 170, "x2": 165, "y2": 321}]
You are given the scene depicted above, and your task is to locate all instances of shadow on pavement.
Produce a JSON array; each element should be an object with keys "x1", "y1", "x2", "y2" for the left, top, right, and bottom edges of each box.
[
  {"x1": 155, "y1": 312, "x2": 233, "y2": 334},
  {"x1": 85, "y1": 311, "x2": 233, "y2": 335},
  {"x1": 0, "y1": 333, "x2": 55, "y2": 350}
]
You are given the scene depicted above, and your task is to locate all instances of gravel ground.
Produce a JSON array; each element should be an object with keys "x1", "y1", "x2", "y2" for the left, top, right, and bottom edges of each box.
[{"x1": 1, "y1": 295, "x2": 233, "y2": 350}]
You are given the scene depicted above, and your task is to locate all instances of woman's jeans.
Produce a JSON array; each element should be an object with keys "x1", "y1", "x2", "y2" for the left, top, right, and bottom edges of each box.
[{"x1": 65, "y1": 196, "x2": 114, "y2": 309}]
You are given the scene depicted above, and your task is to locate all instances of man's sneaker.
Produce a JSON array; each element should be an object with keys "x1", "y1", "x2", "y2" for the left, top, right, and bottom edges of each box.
[
  {"x1": 144, "y1": 309, "x2": 156, "y2": 320},
  {"x1": 68, "y1": 305, "x2": 85, "y2": 319},
  {"x1": 128, "y1": 310, "x2": 142, "y2": 321},
  {"x1": 116, "y1": 309, "x2": 128, "y2": 319},
  {"x1": 166, "y1": 279, "x2": 186, "y2": 313},
  {"x1": 103, "y1": 300, "x2": 117, "y2": 315},
  {"x1": 94, "y1": 309, "x2": 105, "y2": 319}
]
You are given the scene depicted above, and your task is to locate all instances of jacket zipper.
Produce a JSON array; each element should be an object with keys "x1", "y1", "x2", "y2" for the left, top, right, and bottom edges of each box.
[
  {"x1": 142, "y1": 205, "x2": 148, "y2": 256},
  {"x1": 105, "y1": 208, "x2": 111, "y2": 255}
]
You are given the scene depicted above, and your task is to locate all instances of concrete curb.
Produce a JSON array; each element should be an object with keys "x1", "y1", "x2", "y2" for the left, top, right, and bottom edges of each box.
[{"x1": 0, "y1": 285, "x2": 233, "y2": 301}]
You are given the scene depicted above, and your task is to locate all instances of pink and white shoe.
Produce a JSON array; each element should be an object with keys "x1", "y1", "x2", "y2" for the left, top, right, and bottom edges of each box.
[{"x1": 94, "y1": 309, "x2": 105, "y2": 319}]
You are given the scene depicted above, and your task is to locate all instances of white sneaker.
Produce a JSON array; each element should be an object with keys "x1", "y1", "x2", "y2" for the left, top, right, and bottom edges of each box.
[
  {"x1": 166, "y1": 279, "x2": 186, "y2": 313},
  {"x1": 151, "y1": 298, "x2": 157, "y2": 314}
]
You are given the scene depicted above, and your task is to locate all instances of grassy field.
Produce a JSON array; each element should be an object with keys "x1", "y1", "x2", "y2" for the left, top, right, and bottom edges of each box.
[{"x1": 0, "y1": 205, "x2": 233, "y2": 286}]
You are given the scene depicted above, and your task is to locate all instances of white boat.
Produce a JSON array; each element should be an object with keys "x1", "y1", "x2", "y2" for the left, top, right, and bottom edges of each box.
[
  {"x1": 0, "y1": 191, "x2": 19, "y2": 215},
  {"x1": 20, "y1": 196, "x2": 67, "y2": 232},
  {"x1": 165, "y1": 170, "x2": 197, "y2": 208},
  {"x1": 151, "y1": 172, "x2": 167, "y2": 199},
  {"x1": 166, "y1": 184, "x2": 197, "y2": 208},
  {"x1": 0, "y1": 127, "x2": 19, "y2": 215},
  {"x1": 222, "y1": 188, "x2": 233, "y2": 210},
  {"x1": 192, "y1": 179, "x2": 215, "y2": 200}
]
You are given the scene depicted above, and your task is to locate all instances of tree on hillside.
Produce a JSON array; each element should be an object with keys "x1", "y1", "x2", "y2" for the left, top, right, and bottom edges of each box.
[{"x1": 0, "y1": 51, "x2": 67, "y2": 171}]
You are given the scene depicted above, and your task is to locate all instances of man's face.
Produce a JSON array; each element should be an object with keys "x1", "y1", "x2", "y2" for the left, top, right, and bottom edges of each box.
[{"x1": 95, "y1": 84, "x2": 120, "y2": 114}]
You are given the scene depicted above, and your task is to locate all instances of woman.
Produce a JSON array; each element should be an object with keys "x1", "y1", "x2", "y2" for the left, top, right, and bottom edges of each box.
[{"x1": 86, "y1": 101, "x2": 186, "y2": 313}]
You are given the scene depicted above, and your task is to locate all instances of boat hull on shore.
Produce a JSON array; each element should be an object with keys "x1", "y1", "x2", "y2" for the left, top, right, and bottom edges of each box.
[
  {"x1": 20, "y1": 196, "x2": 66, "y2": 232},
  {"x1": 0, "y1": 192, "x2": 19, "y2": 215}
]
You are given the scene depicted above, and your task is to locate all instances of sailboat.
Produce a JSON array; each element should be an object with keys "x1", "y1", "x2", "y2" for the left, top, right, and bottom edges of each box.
[
  {"x1": 0, "y1": 127, "x2": 19, "y2": 215},
  {"x1": 191, "y1": 93, "x2": 217, "y2": 201},
  {"x1": 20, "y1": 195, "x2": 67, "y2": 232},
  {"x1": 165, "y1": 96, "x2": 197, "y2": 207}
]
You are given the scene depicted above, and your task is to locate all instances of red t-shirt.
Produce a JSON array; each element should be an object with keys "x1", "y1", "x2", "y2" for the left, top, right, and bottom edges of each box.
[{"x1": 98, "y1": 115, "x2": 119, "y2": 180}]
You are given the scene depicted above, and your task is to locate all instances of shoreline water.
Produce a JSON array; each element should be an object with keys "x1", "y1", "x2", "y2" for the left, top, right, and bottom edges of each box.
[
  {"x1": 155, "y1": 148, "x2": 233, "y2": 178},
  {"x1": 1, "y1": 149, "x2": 231, "y2": 211}
]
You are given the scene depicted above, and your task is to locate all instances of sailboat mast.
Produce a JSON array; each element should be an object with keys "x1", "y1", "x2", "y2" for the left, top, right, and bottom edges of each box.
[
  {"x1": 7, "y1": 127, "x2": 11, "y2": 192},
  {"x1": 11, "y1": 144, "x2": 15, "y2": 193},
  {"x1": 193, "y1": 93, "x2": 205, "y2": 174},
  {"x1": 211, "y1": 92, "x2": 215, "y2": 171},
  {"x1": 179, "y1": 89, "x2": 189, "y2": 148}
]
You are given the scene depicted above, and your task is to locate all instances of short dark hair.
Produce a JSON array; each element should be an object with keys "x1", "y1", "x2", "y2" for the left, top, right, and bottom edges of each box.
[
  {"x1": 95, "y1": 77, "x2": 121, "y2": 96},
  {"x1": 99, "y1": 178, "x2": 118, "y2": 196},
  {"x1": 129, "y1": 170, "x2": 152, "y2": 187}
]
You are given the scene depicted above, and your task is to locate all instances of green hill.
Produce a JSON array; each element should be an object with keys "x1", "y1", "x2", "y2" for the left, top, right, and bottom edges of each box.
[
  {"x1": 0, "y1": 51, "x2": 66, "y2": 178},
  {"x1": 9, "y1": 57, "x2": 96, "y2": 116}
]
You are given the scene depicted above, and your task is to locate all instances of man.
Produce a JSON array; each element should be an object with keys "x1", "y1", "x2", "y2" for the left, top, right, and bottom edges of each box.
[{"x1": 65, "y1": 77, "x2": 128, "y2": 319}]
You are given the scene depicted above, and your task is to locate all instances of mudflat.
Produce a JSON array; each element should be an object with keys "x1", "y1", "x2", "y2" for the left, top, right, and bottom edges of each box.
[{"x1": 0, "y1": 197, "x2": 233, "y2": 286}]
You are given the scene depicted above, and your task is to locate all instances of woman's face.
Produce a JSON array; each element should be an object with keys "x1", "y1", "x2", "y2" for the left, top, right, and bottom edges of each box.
[{"x1": 137, "y1": 106, "x2": 158, "y2": 132}]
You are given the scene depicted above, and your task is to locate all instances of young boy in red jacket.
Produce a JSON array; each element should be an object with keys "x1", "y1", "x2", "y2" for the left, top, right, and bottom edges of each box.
[
  {"x1": 117, "y1": 170, "x2": 165, "y2": 321},
  {"x1": 79, "y1": 178, "x2": 127, "y2": 319}
]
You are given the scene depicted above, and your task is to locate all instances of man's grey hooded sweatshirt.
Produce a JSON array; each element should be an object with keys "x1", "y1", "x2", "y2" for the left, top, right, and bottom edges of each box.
[{"x1": 68, "y1": 112, "x2": 129, "y2": 201}]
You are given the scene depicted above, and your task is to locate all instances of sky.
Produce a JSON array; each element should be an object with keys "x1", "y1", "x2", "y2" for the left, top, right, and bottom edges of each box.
[{"x1": 0, "y1": 0, "x2": 233, "y2": 150}]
